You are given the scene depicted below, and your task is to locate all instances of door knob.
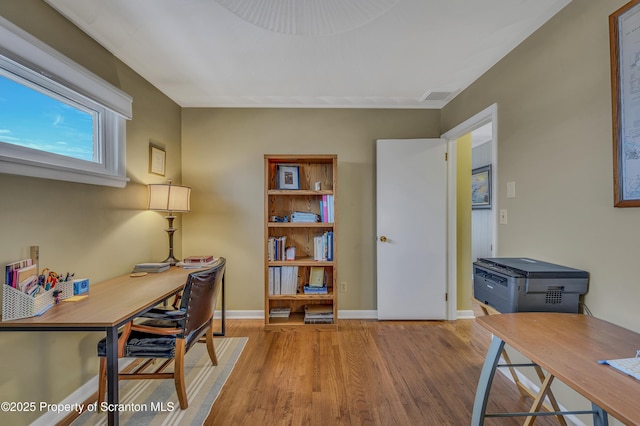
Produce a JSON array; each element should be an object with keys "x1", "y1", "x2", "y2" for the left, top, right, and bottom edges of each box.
[{"x1": 379, "y1": 236, "x2": 388, "y2": 242}]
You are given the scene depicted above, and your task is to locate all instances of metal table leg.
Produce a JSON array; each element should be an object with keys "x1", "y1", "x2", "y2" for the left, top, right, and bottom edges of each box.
[
  {"x1": 471, "y1": 335, "x2": 505, "y2": 425},
  {"x1": 105, "y1": 325, "x2": 120, "y2": 426}
]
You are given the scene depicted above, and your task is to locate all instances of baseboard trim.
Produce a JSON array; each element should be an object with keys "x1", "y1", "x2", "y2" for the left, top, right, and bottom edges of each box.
[
  {"x1": 218, "y1": 310, "x2": 263, "y2": 319},
  {"x1": 456, "y1": 309, "x2": 475, "y2": 319},
  {"x1": 219, "y1": 310, "x2": 379, "y2": 320},
  {"x1": 339, "y1": 310, "x2": 377, "y2": 319},
  {"x1": 220, "y1": 310, "x2": 474, "y2": 320}
]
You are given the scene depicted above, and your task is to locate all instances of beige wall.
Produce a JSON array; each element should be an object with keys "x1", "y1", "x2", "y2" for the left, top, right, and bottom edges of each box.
[
  {"x1": 442, "y1": 1, "x2": 634, "y2": 423},
  {"x1": 181, "y1": 108, "x2": 440, "y2": 312},
  {"x1": 0, "y1": 1, "x2": 182, "y2": 424}
]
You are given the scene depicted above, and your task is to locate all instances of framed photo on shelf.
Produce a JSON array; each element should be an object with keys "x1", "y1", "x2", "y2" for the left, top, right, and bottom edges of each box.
[
  {"x1": 309, "y1": 266, "x2": 325, "y2": 287},
  {"x1": 471, "y1": 165, "x2": 491, "y2": 210},
  {"x1": 611, "y1": 0, "x2": 640, "y2": 206},
  {"x1": 277, "y1": 165, "x2": 300, "y2": 190},
  {"x1": 149, "y1": 144, "x2": 166, "y2": 176}
]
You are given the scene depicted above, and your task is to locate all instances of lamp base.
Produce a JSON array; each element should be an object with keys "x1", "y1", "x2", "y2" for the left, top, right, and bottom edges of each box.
[
  {"x1": 162, "y1": 215, "x2": 180, "y2": 266},
  {"x1": 161, "y1": 255, "x2": 180, "y2": 266}
]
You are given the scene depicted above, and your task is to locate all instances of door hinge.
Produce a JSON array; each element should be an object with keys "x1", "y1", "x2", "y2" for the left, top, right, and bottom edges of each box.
[
  {"x1": 445, "y1": 152, "x2": 448, "y2": 161},
  {"x1": 445, "y1": 292, "x2": 448, "y2": 301}
]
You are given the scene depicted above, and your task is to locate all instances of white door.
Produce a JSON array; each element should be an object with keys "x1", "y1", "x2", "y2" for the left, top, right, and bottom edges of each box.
[{"x1": 376, "y1": 138, "x2": 448, "y2": 320}]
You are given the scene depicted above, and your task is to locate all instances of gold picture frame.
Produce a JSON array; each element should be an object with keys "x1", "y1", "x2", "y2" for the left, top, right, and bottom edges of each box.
[{"x1": 149, "y1": 144, "x2": 166, "y2": 176}]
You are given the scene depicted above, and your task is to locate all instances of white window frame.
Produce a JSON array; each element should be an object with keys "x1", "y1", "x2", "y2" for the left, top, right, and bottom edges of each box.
[{"x1": 0, "y1": 17, "x2": 132, "y2": 187}]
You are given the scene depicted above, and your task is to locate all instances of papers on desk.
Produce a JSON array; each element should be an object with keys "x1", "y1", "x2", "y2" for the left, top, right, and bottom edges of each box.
[{"x1": 599, "y1": 356, "x2": 640, "y2": 381}]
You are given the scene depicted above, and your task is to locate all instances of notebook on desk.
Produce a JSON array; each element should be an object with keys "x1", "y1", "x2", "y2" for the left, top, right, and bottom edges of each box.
[{"x1": 601, "y1": 357, "x2": 640, "y2": 381}]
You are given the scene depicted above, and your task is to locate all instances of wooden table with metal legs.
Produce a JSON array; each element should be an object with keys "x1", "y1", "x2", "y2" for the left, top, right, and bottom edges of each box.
[
  {"x1": 473, "y1": 299, "x2": 567, "y2": 425},
  {"x1": 472, "y1": 313, "x2": 640, "y2": 426}
]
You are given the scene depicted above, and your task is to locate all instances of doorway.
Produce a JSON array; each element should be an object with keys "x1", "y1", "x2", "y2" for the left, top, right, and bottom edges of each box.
[{"x1": 441, "y1": 104, "x2": 498, "y2": 319}]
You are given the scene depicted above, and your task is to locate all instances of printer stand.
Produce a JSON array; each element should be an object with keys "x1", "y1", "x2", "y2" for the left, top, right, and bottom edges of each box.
[{"x1": 473, "y1": 298, "x2": 567, "y2": 426}]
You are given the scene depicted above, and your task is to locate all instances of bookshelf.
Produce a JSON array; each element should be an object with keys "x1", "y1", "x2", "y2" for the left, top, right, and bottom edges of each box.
[{"x1": 264, "y1": 154, "x2": 337, "y2": 328}]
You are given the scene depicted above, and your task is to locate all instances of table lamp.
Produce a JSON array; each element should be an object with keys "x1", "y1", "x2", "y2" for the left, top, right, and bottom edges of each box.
[{"x1": 148, "y1": 181, "x2": 191, "y2": 265}]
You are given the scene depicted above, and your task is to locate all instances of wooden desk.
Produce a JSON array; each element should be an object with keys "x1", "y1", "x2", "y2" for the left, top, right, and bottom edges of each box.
[
  {"x1": 0, "y1": 267, "x2": 191, "y2": 426},
  {"x1": 472, "y1": 313, "x2": 640, "y2": 425}
]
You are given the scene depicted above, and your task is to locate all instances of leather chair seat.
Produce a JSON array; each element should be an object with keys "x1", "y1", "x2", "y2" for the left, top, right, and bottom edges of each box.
[{"x1": 97, "y1": 318, "x2": 205, "y2": 358}]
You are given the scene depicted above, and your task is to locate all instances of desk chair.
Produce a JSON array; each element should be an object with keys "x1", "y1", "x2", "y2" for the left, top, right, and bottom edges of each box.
[{"x1": 97, "y1": 258, "x2": 226, "y2": 409}]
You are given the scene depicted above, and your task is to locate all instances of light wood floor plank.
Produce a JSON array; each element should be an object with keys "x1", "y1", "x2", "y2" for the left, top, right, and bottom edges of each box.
[{"x1": 205, "y1": 318, "x2": 560, "y2": 425}]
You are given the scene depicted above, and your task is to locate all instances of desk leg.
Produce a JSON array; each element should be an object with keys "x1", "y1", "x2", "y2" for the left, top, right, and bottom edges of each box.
[
  {"x1": 592, "y1": 403, "x2": 609, "y2": 426},
  {"x1": 106, "y1": 326, "x2": 119, "y2": 426},
  {"x1": 471, "y1": 335, "x2": 505, "y2": 426},
  {"x1": 214, "y1": 274, "x2": 225, "y2": 337}
]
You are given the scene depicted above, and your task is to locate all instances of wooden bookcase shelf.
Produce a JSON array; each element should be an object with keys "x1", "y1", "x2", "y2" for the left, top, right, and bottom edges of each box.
[{"x1": 264, "y1": 154, "x2": 338, "y2": 328}]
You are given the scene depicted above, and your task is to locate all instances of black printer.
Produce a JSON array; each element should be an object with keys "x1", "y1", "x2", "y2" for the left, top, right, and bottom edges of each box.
[{"x1": 473, "y1": 258, "x2": 589, "y2": 313}]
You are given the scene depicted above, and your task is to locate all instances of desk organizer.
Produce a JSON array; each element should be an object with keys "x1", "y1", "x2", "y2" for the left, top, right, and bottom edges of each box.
[{"x1": 2, "y1": 281, "x2": 74, "y2": 321}]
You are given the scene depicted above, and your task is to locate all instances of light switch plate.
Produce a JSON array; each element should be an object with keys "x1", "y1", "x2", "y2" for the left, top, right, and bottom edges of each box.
[
  {"x1": 500, "y1": 209, "x2": 508, "y2": 224},
  {"x1": 507, "y1": 181, "x2": 516, "y2": 198}
]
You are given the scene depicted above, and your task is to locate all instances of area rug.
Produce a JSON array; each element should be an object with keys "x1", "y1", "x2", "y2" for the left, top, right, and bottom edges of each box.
[{"x1": 73, "y1": 337, "x2": 247, "y2": 426}]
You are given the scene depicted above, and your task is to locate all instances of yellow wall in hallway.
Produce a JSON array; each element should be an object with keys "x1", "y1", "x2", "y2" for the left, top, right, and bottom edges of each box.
[{"x1": 456, "y1": 134, "x2": 472, "y2": 311}]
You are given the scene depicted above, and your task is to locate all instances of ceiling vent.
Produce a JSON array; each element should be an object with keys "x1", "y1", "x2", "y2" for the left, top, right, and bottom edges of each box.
[
  {"x1": 215, "y1": 0, "x2": 399, "y2": 36},
  {"x1": 419, "y1": 90, "x2": 455, "y2": 103}
]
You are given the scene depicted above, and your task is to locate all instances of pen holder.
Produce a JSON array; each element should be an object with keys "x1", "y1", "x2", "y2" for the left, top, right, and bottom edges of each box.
[
  {"x1": 2, "y1": 284, "x2": 55, "y2": 321},
  {"x1": 2, "y1": 281, "x2": 75, "y2": 321},
  {"x1": 58, "y1": 280, "x2": 75, "y2": 299}
]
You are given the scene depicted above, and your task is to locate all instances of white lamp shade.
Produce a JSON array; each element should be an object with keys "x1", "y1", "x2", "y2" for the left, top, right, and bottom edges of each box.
[{"x1": 148, "y1": 184, "x2": 191, "y2": 212}]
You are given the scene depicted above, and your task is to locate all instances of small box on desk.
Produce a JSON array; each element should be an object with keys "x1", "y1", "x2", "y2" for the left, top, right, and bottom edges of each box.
[{"x1": 73, "y1": 278, "x2": 89, "y2": 295}]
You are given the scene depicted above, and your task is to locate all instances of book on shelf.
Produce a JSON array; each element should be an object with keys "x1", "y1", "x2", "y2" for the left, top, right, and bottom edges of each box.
[
  {"x1": 132, "y1": 262, "x2": 170, "y2": 273},
  {"x1": 267, "y1": 236, "x2": 287, "y2": 261},
  {"x1": 313, "y1": 231, "x2": 334, "y2": 261},
  {"x1": 319, "y1": 194, "x2": 334, "y2": 223},
  {"x1": 291, "y1": 211, "x2": 320, "y2": 223},
  {"x1": 269, "y1": 307, "x2": 291, "y2": 318},
  {"x1": 183, "y1": 255, "x2": 216, "y2": 263},
  {"x1": 304, "y1": 317, "x2": 334, "y2": 324},
  {"x1": 303, "y1": 285, "x2": 327, "y2": 294},
  {"x1": 304, "y1": 304, "x2": 333, "y2": 324},
  {"x1": 268, "y1": 266, "x2": 298, "y2": 295}
]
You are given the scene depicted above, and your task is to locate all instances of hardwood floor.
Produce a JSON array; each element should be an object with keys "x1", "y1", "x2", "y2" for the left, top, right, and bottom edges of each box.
[{"x1": 205, "y1": 318, "x2": 560, "y2": 425}]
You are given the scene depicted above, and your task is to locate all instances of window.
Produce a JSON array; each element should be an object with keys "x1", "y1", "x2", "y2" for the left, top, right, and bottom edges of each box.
[{"x1": 0, "y1": 17, "x2": 132, "y2": 187}]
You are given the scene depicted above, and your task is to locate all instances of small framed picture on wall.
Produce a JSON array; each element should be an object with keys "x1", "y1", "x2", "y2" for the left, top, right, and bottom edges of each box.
[
  {"x1": 149, "y1": 144, "x2": 166, "y2": 176},
  {"x1": 472, "y1": 165, "x2": 492, "y2": 210}
]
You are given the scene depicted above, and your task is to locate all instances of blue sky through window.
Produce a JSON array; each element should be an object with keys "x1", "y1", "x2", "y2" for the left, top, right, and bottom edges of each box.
[{"x1": 0, "y1": 75, "x2": 95, "y2": 162}]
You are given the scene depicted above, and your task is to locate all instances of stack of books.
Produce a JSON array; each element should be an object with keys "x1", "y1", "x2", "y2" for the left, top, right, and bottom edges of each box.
[
  {"x1": 132, "y1": 262, "x2": 170, "y2": 273},
  {"x1": 303, "y1": 285, "x2": 327, "y2": 294},
  {"x1": 304, "y1": 304, "x2": 333, "y2": 324},
  {"x1": 177, "y1": 255, "x2": 218, "y2": 269},
  {"x1": 291, "y1": 211, "x2": 320, "y2": 223},
  {"x1": 269, "y1": 307, "x2": 291, "y2": 318}
]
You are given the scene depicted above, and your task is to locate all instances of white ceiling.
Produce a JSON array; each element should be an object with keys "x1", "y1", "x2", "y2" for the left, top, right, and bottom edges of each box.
[{"x1": 44, "y1": 0, "x2": 571, "y2": 109}]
